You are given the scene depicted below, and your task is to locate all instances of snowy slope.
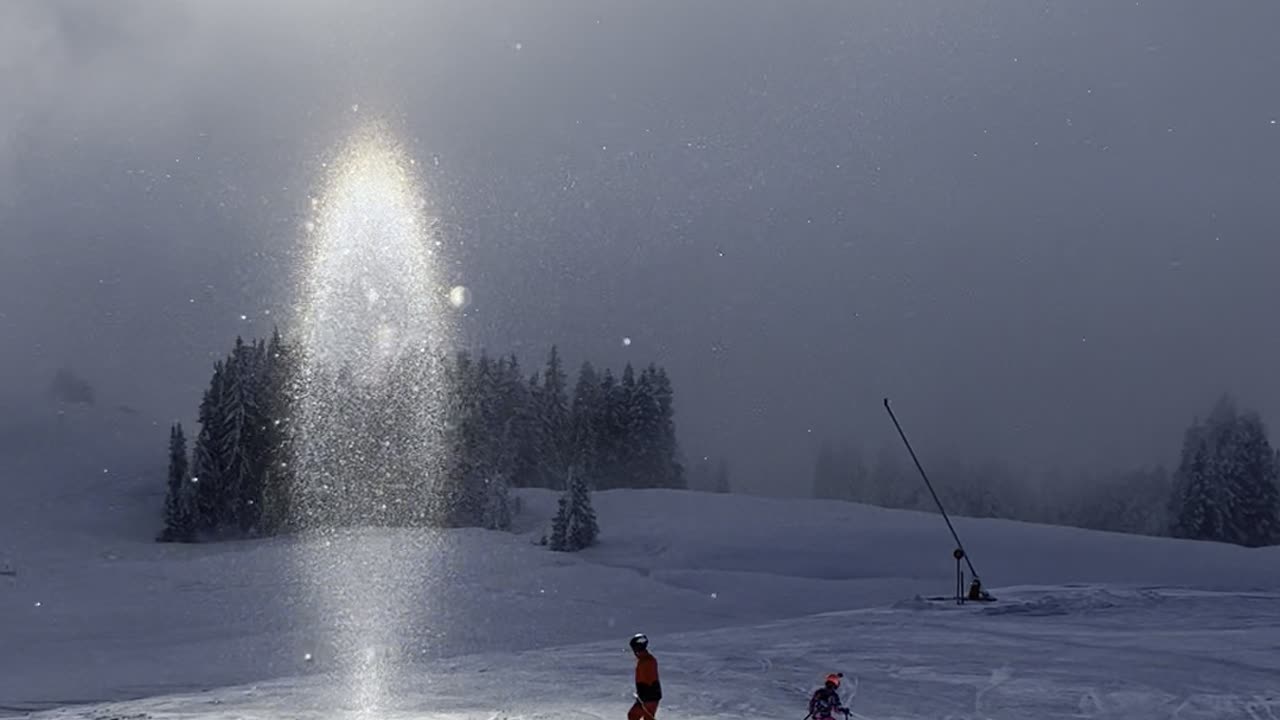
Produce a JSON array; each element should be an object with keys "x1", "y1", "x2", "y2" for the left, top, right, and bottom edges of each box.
[
  {"x1": 17, "y1": 586, "x2": 1280, "y2": 720},
  {"x1": 3, "y1": 479, "x2": 1279, "y2": 717}
]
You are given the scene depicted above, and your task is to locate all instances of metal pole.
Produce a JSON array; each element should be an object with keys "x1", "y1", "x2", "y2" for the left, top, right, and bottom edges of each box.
[{"x1": 883, "y1": 398, "x2": 980, "y2": 582}]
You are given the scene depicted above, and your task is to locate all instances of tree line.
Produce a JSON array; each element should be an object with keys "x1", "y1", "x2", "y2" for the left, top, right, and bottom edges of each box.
[
  {"x1": 812, "y1": 394, "x2": 1280, "y2": 548},
  {"x1": 160, "y1": 330, "x2": 683, "y2": 548}
]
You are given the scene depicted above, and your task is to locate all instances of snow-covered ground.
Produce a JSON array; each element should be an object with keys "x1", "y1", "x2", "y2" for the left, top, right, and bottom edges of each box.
[{"x1": 4, "y1": 435, "x2": 1280, "y2": 719}]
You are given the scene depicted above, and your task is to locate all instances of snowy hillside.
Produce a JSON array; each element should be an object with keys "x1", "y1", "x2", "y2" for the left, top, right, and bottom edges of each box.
[{"x1": 3, "y1": 477, "x2": 1280, "y2": 718}]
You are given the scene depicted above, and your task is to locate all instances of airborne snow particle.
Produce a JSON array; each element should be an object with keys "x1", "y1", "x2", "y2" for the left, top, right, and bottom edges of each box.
[
  {"x1": 240, "y1": 314, "x2": 248, "y2": 321},
  {"x1": 449, "y1": 286, "x2": 471, "y2": 309},
  {"x1": 304, "y1": 653, "x2": 313, "y2": 662},
  {"x1": 622, "y1": 337, "x2": 632, "y2": 347}
]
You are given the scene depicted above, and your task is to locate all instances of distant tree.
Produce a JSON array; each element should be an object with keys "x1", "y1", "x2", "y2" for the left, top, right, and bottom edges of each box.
[
  {"x1": 258, "y1": 327, "x2": 297, "y2": 534},
  {"x1": 509, "y1": 364, "x2": 541, "y2": 488},
  {"x1": 627, "y1": 366, "x2": 663, "y2": 487},
  {"x1": 712, "y1": 458, "x2": 731, "y2": 494},
  {"x1": 170, "y1": 336, "x2": 679, "y2": 540},
  {"x1": 567, "y1": 469, "x2": 600, "y2": 549},
  {"x1": 611, "y1": 364, "x2": 640, "y2": 486},
  {"x1": 866, "y1": 444, "x2": 921, "y2": 510},
  {"x1": 937, "y1": 458, "x2": 1024, "y2": 520},
  {"x1": 482, "y1": 473, "x2": 513, "y2": 531},
  {"x1": 1085, "y1": 466, "x2": 1172, "y2": 536},
  {"x1": 813, "y1": 441, "x2": 840, "y2": 500},
  {"x1": 548, "y1": 495, "x2": 568, "y2": 550},
  {"x1": 47, "y1": 368, "x2": 95, "y2": 406},
  {"x1": 437, "y1": 349, "x2": 486, "y2": 527},
  {"x1": 219, "y1": 337, "x2": 267, "y2": 534},
  {"x1": 595, "y1": 368, "x2": 623, "y2": 488},
  {"x1": 158, "y1": 423, "x2": 196, "y2": 542},
  {"x1": 549, "y1": 468, "x2": 599, "y2": 551},
  {"x1": 1170, "y1": 396, "x2": 1280, "y2": 547},
  {"x1": 812, "y1": 441, "x2": 866, "y2": 501},
  {"x1": 570, "y1": 362, "x2": 603, "y2": 485},
  {"x1": 649, "y1": 366, "x2": 685, "y2": 488},
  {"x1": 191, "y1": 360, "x2": 228, "y2": 533},
  {"x1": 687, "y1": 456, "x2": 712, "y2": 491},
  {"x1": 537, "y1": 347, "x2": 572, "y2": 487}
]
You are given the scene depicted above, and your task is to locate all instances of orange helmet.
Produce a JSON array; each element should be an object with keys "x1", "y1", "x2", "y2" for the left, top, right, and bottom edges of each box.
[{"x1": 825, "y1": 672, "x2": 843, "y2": 688}]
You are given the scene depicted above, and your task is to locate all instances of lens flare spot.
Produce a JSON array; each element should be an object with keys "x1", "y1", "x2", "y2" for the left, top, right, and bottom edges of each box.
[{"x1": 449, "y1": 285, "x2": 471, "y2": 309}]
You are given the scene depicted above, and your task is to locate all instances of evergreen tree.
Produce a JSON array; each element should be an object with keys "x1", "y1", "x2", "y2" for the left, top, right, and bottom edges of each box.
[
  {"x1": 649, "y1": 366, "x2": 684, "y2": 488},
  {"x1": 687, "y1": 456, "x2": 713, "y2": 491},
  {"x1": 867, "y1": 444, "x2": 919, "y2": 509},
  {"x1": 159, "y1": 423, "x2": 195, "y2": 542},
  {"x1": 548, "y1": 488, "x2": 570, "y2": 551},
  {"x1": 612, "y1": 364, "x2": 640, "y2": 486},
  {"x1": 513, "y1": 371, "x2": 545, "y2": 488},
  {"x1": 437, "y1": 350, "x2": 486, "y2": 526},
  {"x1": 570, "y1": 362, "x2": 602, "y2": 484},
  {"x1": 482, "y1": 473, "x2": 513, "y2": 531},
  {"x1": 219, "y1": 337, "x2": 266, "y2": 534},
  {"x1": 191, "y1": 360, "x2": 228, "y2": 532},
  {"x1": 813, "y1": 441, "x2": 864, "y2": 501},
  {"x1": 549, "y1": 467, "x2": 599, "y2": 551},
  {"x1": 595, "y1": 368, "x2": 623, "y2": 489},
  {"x1": 631, "y1": 367, "x2": 663, "y2": 487},
  {"x1": 712, "y1": 457, "x2": 731, "y2": 494},
  {"x1": 537, "y1": 346, "x2": 571, "y2": 487},
  {"x1": 1230, "y1": 411, "x2": 1280, "y2": 546},
  {"x1": 259, "y1": 327, "x2": 296, "y2": 534},
  {"x1": 1170, "y1": 396, "x2": 1280, "y2": 547},
  {"x1": 1082, "y1": 466, "x2": 1172, "y2": 536},
  {"x1": 566, "y1": 468, "x2": 600, "y2": 549},
  {"x1": 505, "y1": 355, "x2": 540, "y2": 488}
]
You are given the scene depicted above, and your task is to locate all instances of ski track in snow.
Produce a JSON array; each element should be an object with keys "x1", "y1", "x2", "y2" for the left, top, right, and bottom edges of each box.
[{"x1": 2, "y1": 478, "x2": 1280, "y2": 719}]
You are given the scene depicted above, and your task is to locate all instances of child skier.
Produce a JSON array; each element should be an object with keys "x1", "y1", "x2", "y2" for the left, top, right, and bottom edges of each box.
[
  {"x1": 808, "y1": 673, "x2": 850, "y2": 720},
  {"x1": 628, "y1": 633, "x2": 662, "y2": 720}
]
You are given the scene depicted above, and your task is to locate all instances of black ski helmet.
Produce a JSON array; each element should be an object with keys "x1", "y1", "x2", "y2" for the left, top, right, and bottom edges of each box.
[{"x1": 629, "y1": 633, "x2": 649, "y2": 651}]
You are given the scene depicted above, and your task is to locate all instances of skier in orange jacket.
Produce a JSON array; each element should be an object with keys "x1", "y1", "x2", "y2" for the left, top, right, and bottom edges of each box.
[{"x1": 628, "y1": 633, "x2": 661, "y2": 720}]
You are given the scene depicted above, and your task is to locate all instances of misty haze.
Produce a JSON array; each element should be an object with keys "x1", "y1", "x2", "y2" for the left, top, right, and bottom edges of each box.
[{"x1": 2, "y1": 2, "x2": 1279, "y2": 719}]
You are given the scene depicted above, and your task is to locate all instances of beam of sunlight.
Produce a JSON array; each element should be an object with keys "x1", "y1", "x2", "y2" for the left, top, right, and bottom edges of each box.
[{"x1": 290, "y1": 122, "x2": 453, "y2": 718}]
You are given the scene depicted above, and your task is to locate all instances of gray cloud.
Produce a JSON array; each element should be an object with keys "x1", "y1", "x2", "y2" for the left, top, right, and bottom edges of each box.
[{"x1": 3, "y1": 1, "x2": 1280, "y2": 491}]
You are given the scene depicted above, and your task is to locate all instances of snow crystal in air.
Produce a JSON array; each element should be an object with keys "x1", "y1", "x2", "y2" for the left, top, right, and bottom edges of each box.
[
  {"x1": 449, "y1": 286, "x2": 471, "y2": 309},
  {"x1": 622, "y1": 337, "x2": 632, "y2": 347}
]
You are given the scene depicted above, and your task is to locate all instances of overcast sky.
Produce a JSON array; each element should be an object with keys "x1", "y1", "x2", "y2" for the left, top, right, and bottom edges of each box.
[{"x1": 3, "y1": 1, "x2": 1279, "y2": 493}]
